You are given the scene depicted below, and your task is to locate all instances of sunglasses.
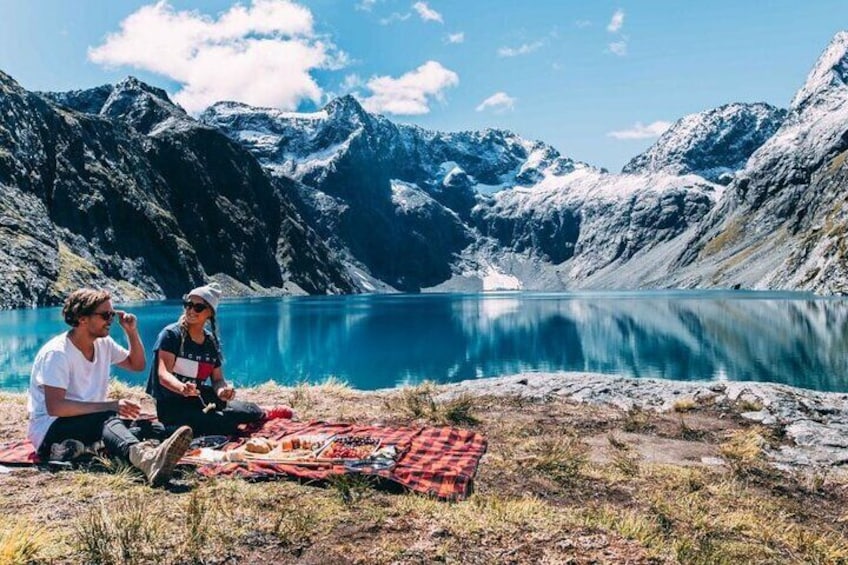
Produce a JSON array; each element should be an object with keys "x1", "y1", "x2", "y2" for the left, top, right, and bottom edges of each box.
[
  {"x1": 91, "y1": 310, "x2": 117, "y2": 322},
  {"x1": 182, "y1": 300, "x2": 209, "y2": 313}
]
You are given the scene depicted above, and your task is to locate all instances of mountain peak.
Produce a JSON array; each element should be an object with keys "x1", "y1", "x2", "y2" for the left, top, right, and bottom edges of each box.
[
  {"x1": 100, "y1": 76, "x2": 188, "y2": 134},
  {"x1": 622, "y1": 102, "x2": 786, "y2": 183},
  {"x1": 324, "y1": 95, "x2": 369, "y2": 121},
  {"x1": 0, "y1": 69, "x2": 20, "y2": 88},
  {"x1": 790, "y1": 30, "x2": 848, "y2": 109},
  {"x1": 113, "y1": 76, "x2": 174, "y2": 104}
]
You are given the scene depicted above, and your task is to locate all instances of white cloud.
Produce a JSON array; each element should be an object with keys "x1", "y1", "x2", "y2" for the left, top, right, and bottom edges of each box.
[
  {"x1": 445, "y1": 32, "x2": 464, "y2": 44},
  {"x1": 575, "y1": 19, "x2": 591, "y2": 28},
  {"x1": 356, "y1": 0, "x2": 378, "y2": 11},
  {"x1": 412, "y1": 1, "x2": 443, "y2": 23},
  {"x1": 607, "y1": 121, "x2": 671, "y2": 140},
  {"x1": 380, "y1": 12, "x2": 411, "y2": 25},
  {"x1": 608, "y1": 40, "x2": 628, "y2": 56},
  {"x1": 497, "y1": 41, "x2": 543, "y2": 58},
  {"x1": 361, "y1": 60, "x2": 458, "y2": 115},
  {"x1": 341, "y1": 73, "x2": 363, "y2": 91},
  {"x1": 475, "y1": 92, "x2": 515, "y2": 113},
  {"x1": 88, "y1": 0, "x2": 344, "y2": 113},
  {"x1": 607, "y1": 9, "x2": 624, "y2": 33}
]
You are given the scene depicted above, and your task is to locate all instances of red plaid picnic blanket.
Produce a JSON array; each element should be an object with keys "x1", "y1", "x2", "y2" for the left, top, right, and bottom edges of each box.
[
  {"x1": 0, "y1": 419, "x2": 487, "y2": 501},
  {"x1": 0, "y1": 440, "x2": 38, "y2": 464},
  {"x1": 196, "y1": 419, "x2": 488, "y2": 501}
]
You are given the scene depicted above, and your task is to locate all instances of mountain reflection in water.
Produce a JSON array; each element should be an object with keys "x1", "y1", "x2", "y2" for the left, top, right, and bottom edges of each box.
[{"x1": 1, "y1": 291, "x2": 847, "y2": 392}]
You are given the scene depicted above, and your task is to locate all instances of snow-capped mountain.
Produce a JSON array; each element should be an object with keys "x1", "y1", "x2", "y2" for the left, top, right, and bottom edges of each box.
[
  {"x1": 665, "y1": 31, "x2": 848, "y2": 294},
  {"x1": 43, "y1": 77, "x2": 190, "y2": 135},
  {"x1": 472, "y1": 169, "x2": 719, "y2": 284},
  {"x1": 622, "y1": 103, "x2": 786, "y2": 183},
  {"x1": 2, "y1": 30, "x2": 847, "y2": 306},
  {"x1": 203, "y1": 95, "x2": 574, "y2": 290},
  {"x1": 203, "y1": 95, "x2": 721, "y2": 292}
]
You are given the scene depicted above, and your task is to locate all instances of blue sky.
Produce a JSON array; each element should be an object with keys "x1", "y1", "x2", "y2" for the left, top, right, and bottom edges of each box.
[{"x1": 0, "y1": 1, "x2": 844, "y2": 171}]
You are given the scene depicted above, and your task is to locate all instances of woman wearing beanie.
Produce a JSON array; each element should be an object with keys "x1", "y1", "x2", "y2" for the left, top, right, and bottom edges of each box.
[{"x1": 146, "y1": 283, "x2": 265, "y2": 436}]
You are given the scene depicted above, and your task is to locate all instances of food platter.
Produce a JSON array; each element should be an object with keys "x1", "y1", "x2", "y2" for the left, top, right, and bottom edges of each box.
[
  {"x1": 180, "y1": 432, "x2": 394, "y2": 467},
  {"x1": 238, "y1": 433, "x2": 337, "y2": 463},
  {"x1": 314, "y1": 435, "x2": 381, "y2": 462}
]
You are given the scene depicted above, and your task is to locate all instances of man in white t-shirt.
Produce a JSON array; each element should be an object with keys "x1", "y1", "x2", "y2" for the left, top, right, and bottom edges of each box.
[{"x1": 27, "y1": 288, "x2": 193, "y2": 486}]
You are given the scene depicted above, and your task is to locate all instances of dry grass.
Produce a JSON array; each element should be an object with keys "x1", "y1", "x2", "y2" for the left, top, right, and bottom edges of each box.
[
  {"x1": 107, "y1": 379, "x2": 150, "y2": 405},
  {"x1": 719, "y1": 427, "x2": 768, "y2": 477},
  {"x1": 1, "y1": 384, "x2": 847, "y2": 564},
  {"x1": 701, "y1": 218, "x2": 744, "y2": 257},
  {"x1": 673, "y1": 397, "x2": 697, "y2": 412},
  {"x1": 530, "y1": 435, "x2": 589, "y2": 485},
  {"x1": 827, "y1": 149, "x2": 848, "y2": 175},
  {"x1": 0, "y1": 519, "x2": 51, "y2": 565},
  {"x1": 735, "y1": 398, "x2": 764, "y2": 412},
  {"x1": 622, "y1": 405, "x2": 654, "y2": 433},
  {"x1": 385, "y1": 383, "x2": 481, "y2": 426}
]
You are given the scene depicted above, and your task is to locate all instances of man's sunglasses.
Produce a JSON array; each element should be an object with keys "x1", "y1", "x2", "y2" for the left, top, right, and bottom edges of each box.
[
  {"x1": 183, "y1": 301, "x2": 209, "y2": 313},
  {"x1": 90, "y1": 311, "x2": 117, "y2": 322}
]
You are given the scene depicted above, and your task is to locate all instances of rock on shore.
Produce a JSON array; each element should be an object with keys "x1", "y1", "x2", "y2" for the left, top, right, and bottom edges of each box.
[{"x1": 437, "y1": 372, "x2": 848, "y2": 472}]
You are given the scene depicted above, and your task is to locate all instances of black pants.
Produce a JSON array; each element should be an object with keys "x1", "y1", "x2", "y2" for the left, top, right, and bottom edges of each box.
[
  {"x1": 156, "y1": 386, "x2": 264, "y2": 437},
  {"x1": 39, "y1": 412, "x2": 140, "y2": 459}
]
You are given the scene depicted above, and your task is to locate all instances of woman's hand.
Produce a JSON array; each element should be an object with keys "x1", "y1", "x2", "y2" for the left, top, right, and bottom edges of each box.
[
  {"x1": 181, "y1": 381, "x2": 199, "y2": 397},
  {"x1": 216, "y1": 385, "x2": 235, "y2": 401}
]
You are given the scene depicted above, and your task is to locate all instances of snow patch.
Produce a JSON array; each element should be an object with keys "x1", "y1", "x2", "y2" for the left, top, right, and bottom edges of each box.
[
  {"x1": 482, "y1": 267, "x2": 522, "y2": 291},
  {"x1": 390, "y1": 180, "x2": 433, "y2": 212},
  {"x1": 354, "y1": 271, "x2": 376, "y2": 292}
]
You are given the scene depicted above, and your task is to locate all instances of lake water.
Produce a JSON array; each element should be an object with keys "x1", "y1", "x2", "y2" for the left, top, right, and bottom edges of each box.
[{"x1": 1, "y1": 291, "x2": 847, "y2": 393}]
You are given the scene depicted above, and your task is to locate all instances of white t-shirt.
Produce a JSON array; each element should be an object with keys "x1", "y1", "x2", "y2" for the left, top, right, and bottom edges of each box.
[{"x1": 27, "y1": 332, "x2": 129, "y2": 449}]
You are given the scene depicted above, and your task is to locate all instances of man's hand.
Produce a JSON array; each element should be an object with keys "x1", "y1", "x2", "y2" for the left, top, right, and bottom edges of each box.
[
  {"x1": 117, "y1": 399, "x2": 141, "y2": 419},
  {"x1": 117, "y1": 310, "x2": 137, "y2": 333},
  {"x1": 216, "y1": 385, "x2": 235, "y2": 401}
]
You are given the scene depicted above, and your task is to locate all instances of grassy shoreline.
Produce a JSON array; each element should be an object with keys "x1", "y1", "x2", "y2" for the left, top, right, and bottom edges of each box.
[{"x1": 1, "y1": 378, "x2": 847, "y2": 564}]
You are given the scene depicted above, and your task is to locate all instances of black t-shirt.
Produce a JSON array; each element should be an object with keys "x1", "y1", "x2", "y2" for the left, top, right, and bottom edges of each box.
[{"x1": 146, "y1": 322, "x2": 222, "y2": 402}]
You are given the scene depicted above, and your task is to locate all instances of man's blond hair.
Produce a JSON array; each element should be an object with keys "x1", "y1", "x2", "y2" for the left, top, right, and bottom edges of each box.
[{"x1": 63, "y1": 288, "x2": 111, "y2": 327}]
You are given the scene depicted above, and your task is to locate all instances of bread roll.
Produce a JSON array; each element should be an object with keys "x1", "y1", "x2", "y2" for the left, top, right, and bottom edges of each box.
[{"x1": 244, "y1": 438, "x2": 274, "y2": 454}]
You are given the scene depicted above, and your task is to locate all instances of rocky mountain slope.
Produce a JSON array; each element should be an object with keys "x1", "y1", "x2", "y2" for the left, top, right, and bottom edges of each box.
[
  {"x1": 0, "y1": 73, "x2": 354, "y2": 308},
  {"x1": 664, "y1": 31, "x2": 848, "y2": 294}
]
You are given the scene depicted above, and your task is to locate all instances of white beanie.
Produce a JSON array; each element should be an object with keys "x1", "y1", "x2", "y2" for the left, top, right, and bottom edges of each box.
[{"x1": 186, "y1": 282, "x2": 223, "y2": 312}]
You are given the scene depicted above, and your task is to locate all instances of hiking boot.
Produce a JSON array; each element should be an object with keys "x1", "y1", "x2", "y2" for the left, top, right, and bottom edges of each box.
[
  {"x1": 128, "y1": 425, "x2": 193, "y2": 486},
  {"x1": 49, "y1": 439, "x2": 86, "y2": 462}
]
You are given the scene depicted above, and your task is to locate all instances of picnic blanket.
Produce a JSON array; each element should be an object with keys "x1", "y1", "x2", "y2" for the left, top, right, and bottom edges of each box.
[{"x1": 0, "y1": 419, "x2": 487, "y2": 501}]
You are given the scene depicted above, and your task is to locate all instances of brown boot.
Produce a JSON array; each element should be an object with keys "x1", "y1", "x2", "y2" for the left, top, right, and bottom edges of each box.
[{"x1": 129, "y1": 425, "x2": 193, "y2": 486}]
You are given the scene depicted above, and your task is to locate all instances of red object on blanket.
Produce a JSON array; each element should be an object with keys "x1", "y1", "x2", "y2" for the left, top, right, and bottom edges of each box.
[{"x1": 264, "y1": 405, "x2": 294, "y2": 421}]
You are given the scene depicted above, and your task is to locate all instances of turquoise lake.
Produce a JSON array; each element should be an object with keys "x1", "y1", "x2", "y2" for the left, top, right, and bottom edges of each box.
[{"x1": 1, "y1": 291, "x2": 847, "y2": 393}]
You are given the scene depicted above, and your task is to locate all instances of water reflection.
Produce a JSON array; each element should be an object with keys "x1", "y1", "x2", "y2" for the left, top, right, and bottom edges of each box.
[{"x1": 0, "y1": 292, "x2": 847, "y2": 392}]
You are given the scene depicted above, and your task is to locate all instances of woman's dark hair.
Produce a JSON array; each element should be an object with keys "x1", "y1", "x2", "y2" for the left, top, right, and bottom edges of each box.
[{"x1": 63, "y1": 289, "x2": 111, "y2": 327}]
